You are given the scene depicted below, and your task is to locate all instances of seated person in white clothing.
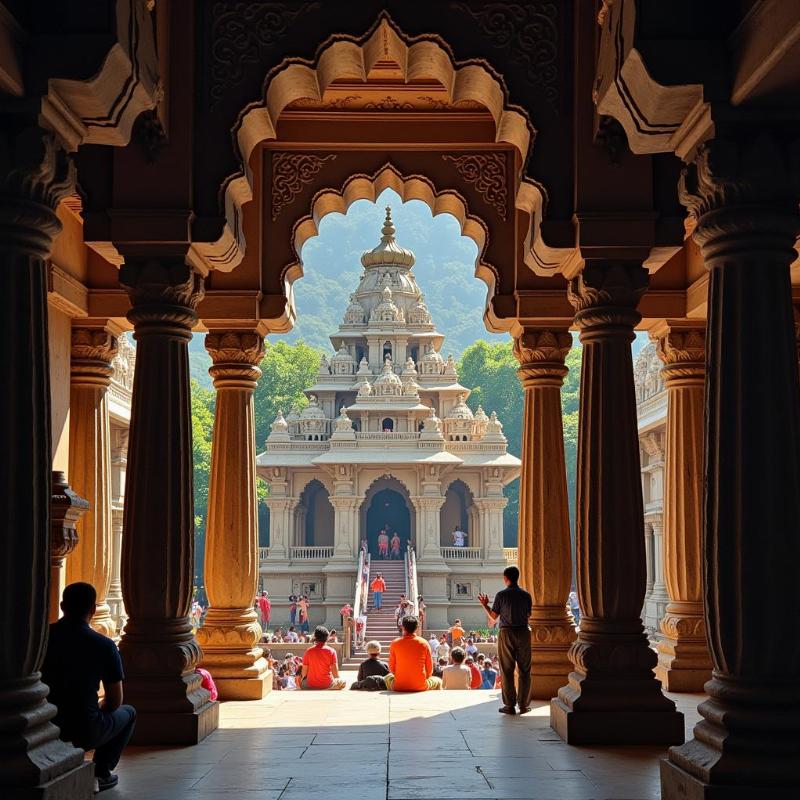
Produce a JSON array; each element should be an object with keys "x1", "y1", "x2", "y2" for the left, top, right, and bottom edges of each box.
[{"x1": 441, "y1": 647, "x2": 472, "y2": 689}]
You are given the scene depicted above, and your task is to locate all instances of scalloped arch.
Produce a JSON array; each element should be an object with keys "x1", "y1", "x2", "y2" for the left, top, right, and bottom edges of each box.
[{"x1": 190, "y1": 14, "x2": 547, "y2": 284}]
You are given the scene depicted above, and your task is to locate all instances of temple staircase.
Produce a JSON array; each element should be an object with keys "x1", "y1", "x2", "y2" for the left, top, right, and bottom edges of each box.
[{"x1": 341, "y1": 560, "x2": 406, "y2": 669}]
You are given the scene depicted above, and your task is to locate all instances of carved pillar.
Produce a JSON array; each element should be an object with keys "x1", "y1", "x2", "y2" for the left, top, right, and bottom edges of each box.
[
  {"x1": 643, "y1": 520, "x2": 655, "y2": 597},
  {"x1": 66, "y1": 325, "x2": 117, "y2": 638},
  {"x1": 198, "y1": 331, "x2": 270, "y2": 700},
  {"x1": 649, "y1": 323, "x2": 712, "y2": 693},
  {"x1": 513, "y1": 328, "x2": 576, "y2": 699},
  {"x1": 50, "y1": 471, "x2": 88, "y2": 622},
  {"x1": 107, "y1": 427, "x2": 128, "y2": 637},
  {"x1": 0, "y1": 126, "x2": 95, "y2": 797},
  {"x1": 662, "y1": 134, "x2": 800, "y2": 798},
  {"x1": 330, "y1": 496, "x2": 359, "y2": 559},
  {"x1": 551, "y1": 263, "x2": 683, "y2": 745},
  {"x1": 118, "y1": 260, "x2": 218, "y2": 744}
]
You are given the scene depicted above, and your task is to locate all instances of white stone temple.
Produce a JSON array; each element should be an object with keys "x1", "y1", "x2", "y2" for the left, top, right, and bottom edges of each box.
[{"x1": 256, "y1": 208, "x2": 521, "y2": 629}]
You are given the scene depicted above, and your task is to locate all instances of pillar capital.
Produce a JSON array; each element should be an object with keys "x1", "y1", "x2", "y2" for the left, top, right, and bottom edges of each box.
[
  {"x1": 567, "y1": 262, "x2": 648, "y2": 333},
  {"x1": 678, "y1": 131, "x2": 800, "y2": 253},
  {"x1": 651, "y1": 321, "x2": 706, "y2": 385},
  {"x1": 70, "y1": 326, "x2": 119, "y2": 384},
  {"x1": 120, "y1": 260, "x2": 205, "y2": 333},
  {"x1": 512, "y1": 328, "x2": 571, "y2": 387},
  {"x1": 205, "y1": 330, "x2": 265, "y2": 387}
]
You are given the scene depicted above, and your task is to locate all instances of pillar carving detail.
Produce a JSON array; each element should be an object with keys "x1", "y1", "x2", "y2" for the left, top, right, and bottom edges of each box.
[
  {"x1": 67, "y1": 325, "x2": 117, "y2": 638},
  {"x1": 0, "y1": 124, "x2": 96, "y2": 796},
  {"x1": 551, "y1": 263, "x2": 684, "y2": 745},
  {"x1": 651, "y1": 324, "x2": 712, "y2": 693},
  {"x1": 118, "y1": 259, "x2": 218, "y2": 743},
  {"x1": 198, "y1": 331, "x2": 271, "y2": 700},
  {"x1": 513, "y1": 328, "x2": 576, "y2": 699},
  {"x1": 50, "y1": 471, "x2": 89, "y2": 622},
  {"x1": 662, "y1": 133, "x2": 800, "y2": 798},
  {"x1": 108, "y1": 427, "x2": 128, "y2": 637}
]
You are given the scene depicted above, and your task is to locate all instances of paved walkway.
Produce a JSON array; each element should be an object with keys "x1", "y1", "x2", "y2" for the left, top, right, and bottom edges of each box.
[{"x1": 111, "y1": 675, "x2": 704, "y2": 800}]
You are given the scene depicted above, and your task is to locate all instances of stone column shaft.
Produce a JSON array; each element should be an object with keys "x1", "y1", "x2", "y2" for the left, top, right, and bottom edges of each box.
[
  {"x1": 118, "y1": 260, "x2": 217, "y2": 744},
  {"x1": 551, "y1": 263, "x2": 683, "y2": 745},
  {"x1": 662, "y1": 132, "x2": 800, "y2": 798},
  {"x1": 643, "y1": 521, "x2": 655, "y2": 597},
  {"x1": 0, "y1": 125, "x2": 95, "y2": 797},
  {"x1": 66, "y1": 325, "x2": 118, "y2": 638},
  {"x1": 652, "y1": 323, "x2": 712, "y2": 692},
  {"x1": 198, "y1": 331, "x2": 270, "y2": 700},
  {"x1": 514, "y1": 329, "x2": 576, "y2": 699}
]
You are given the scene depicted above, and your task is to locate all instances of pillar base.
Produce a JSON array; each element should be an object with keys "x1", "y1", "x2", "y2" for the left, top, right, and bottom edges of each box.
[
  {"x1": 660, "y1": 758, "x2": 799, "y2": 800},
  {"x1": 655, "y1": 619, "x2": 712, "y2": 692},
  {"x1": 530, "y1": 623, "x2": 576, "y2": 700},
  {"x1": 4, "y1": 761, "x2": 95, "y2": 800},
  {"x1": 130, "y1": 700, "x2": 219, "y2": 745},
  {"x1": 654, "y1": 660, "x2": 711, "y2": 693},
  {"x1": 550, "y1": 696, "x2": 684, "y2": 745},
  {"x1": 214, "y1": 669, "x2": 273, "y2": 701}
]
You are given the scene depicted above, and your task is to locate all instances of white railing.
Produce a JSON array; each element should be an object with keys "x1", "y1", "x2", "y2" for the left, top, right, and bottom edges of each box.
[
  {"x1": 348, "y1": 549, "x2": 370, "y2": 656},
  {"x1": 441, "y1": 546, "x2": 482, "y2": 560},
  {"x1": 290, "y1": 546, "x2": 334, "y2": 560},
  {"x1": 355, "y1": 432, "x2": 420, "y2": 441},
  {"x1": 503, "y1": 547, "x2": 519, "y2": 564},
  {"x1": 259, "y1": 547, "x2": 270, "y2": 561},
  {"x1": 406, "y1": 545, "x2": 420, "y2": 619}
]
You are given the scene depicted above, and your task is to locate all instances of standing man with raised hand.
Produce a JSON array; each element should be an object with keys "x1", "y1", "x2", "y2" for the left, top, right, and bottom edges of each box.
[{"x1": 478, "y1": 565, "x2": 532, "y2": 715}]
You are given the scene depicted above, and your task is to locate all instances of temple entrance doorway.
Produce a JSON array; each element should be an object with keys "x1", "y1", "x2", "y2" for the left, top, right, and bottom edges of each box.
[{"x1": 362, "y1": 478, "x2": 413, "y2": 559}]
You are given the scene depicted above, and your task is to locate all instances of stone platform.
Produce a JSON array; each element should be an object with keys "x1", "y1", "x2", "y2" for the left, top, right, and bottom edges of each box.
[{"x1": 111, "y1": 672, "x2": 703, "y2": 800}]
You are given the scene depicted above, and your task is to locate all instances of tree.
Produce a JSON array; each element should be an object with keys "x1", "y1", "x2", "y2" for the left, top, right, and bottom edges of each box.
[
  {"x1": 457, "y1": 338, "x2": 583, "y2": 545},
  {"x1": 191, "y1": 379, "x2": 215, "y2": 588}
]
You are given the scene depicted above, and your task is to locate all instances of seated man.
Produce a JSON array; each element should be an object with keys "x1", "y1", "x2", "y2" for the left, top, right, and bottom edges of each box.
[
  {"x1": 299, "y1": 626, "x2": 346, "y2": 690},
  {"x1": 351, "y1": 640, "x2": 390, "y2": 690},
  {"x1": 42, "y1": 582, "x2": 136, "y2": 793},
  {"x1": 442, "y1": 647, "x2": 472, "y2": 689},
  {"x1": 384, "y1": 616, "x2": 442, "y2": 692}
]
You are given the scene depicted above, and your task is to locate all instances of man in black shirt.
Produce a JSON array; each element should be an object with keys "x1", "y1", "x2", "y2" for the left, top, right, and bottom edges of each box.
[
  {"x1": 478, "y1": 566, "x2": 532, "y2": 715},
  {"x1": 42, "y1": 582, "x2": 136, "y2": 792},
  {"x1": 351, "y1": 640, "x2": 390, "y2": 689}
]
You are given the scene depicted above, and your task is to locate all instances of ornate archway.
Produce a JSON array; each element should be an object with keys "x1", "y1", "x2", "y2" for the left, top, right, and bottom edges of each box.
[{"x1": 361, "y1": 475, "x2": 415, "y2": 558}]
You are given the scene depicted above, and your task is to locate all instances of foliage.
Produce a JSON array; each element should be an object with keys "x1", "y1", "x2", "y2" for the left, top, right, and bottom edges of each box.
[
  {"x1": 457, "y1": 338, "x2": 583, "y2": 545},
  {"x1": 191, "y1": 379, "x2": 215, "y2": 586}
]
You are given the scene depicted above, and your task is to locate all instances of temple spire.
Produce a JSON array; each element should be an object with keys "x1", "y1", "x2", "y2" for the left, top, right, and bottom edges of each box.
[{"x1": 381, "y1": 206, "x2": 396, "y2": 242}]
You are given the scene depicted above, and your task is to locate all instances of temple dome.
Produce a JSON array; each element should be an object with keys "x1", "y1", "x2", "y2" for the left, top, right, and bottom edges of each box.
[
  {"x1": 343, "y1": 293, "x2": 366, "y2": 324},
  {"x1": 447, "y1": 394, "x2": 474, "y2": 420},
  {"x1": 408, "y1": 294, "x2": 432, "y2": 324},
  {"x1": 369, "y1": 286, "x2": 404, "y2": 324},
  {"x1": 373, "y1": 358, "x2": 402, "y2": 396},
  {"x1": 330, "y1": 344, "x2": 355, "y2": 374},
  {"x1": 360, "y1": 206, "x2": 416, "y2": 269},
  {"x1": 300, "y1": 396, "x2": 325, "y2": 420}
]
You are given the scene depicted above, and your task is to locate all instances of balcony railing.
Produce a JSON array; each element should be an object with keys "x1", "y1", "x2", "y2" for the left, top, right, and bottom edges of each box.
[
  {"x1": 503, "y1": 547, "x2": 518, "y2": 565},
  {"x1": 355, "y1": 431, "x2": 420, "y2": 441},
  {"x1": 290, "y1": 546, "x2": 334, "y2": 560},
  {"x1": 259, "y1": 547, "x2": 270, "y2": 561},
  {"x1": 441, "y1": 546, "x2": 482, "y2": 560}
]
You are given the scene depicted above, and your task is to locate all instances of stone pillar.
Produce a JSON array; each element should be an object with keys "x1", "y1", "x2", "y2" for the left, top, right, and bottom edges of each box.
[
  {"x1": 513, "y1": 328, "x2": 576, "y2": 699},
  {"x1": 0, "y1": 126, "x2": 95, "y2": 798},
  {"x1": 551, "y1": 262, "x2": 683, "y2": 745},
  {"x1": 330, "y1": 496, "x2": 359, "y2": 559},
  {"x1": 107, "y1": 428, "x2": 128, "y2": 636},
  {"x1": 475, "y1": 497, "x2": 507, "y2": 563},
  {"x1": 649, "y1": 323, "x2": 712, "y2": 693},
  {"x1": 50, "y1": 471, "x2": 89, "y2": 622},
  {"x1": 661, "y1": 133, "x2": 800, "y2": 798},
  {"x1": 66, "y1": 324, "x2": 118, "y2": 638},
  {"x1": 118, "y1": 259, "x2": 218, "y2": 744},
  {"x1": 197, "y1": 331, "x2": 271, "y2": 700},
  {"x1": 643, "y1": 520, "x2": 655, "y2": 597},
  {"x1": 266, "y1": 496, "x2": 296, "y2": 560},
  {"x1": 414, "y1": 495, "x2": 450, "y2": 629}
]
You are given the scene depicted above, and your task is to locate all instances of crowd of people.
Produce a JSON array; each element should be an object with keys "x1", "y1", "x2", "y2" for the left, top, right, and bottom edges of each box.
[{"x1": 40, "y1": 565, "x2": 533, "y2": 792}]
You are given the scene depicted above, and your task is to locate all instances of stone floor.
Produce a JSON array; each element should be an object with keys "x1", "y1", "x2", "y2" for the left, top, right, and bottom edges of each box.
[{"x1": 110, "y1": 673, "x2": 705, "y2": 800}]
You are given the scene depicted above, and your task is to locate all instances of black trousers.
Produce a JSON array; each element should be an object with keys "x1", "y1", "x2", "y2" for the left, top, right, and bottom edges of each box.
[
  {"x1": 69, "y1": 705, "x2": 137, "y2": 776},
  {"x1": 497, "y1": 627, "x2": 532, "y2": 709}
]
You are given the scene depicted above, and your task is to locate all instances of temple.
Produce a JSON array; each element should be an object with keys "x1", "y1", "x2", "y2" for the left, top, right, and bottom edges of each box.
[{"x1": 257, "y1": 208, "x2": 520, "y2": 630}]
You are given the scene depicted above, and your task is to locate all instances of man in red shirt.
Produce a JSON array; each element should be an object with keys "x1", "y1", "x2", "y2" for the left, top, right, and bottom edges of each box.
[
  {"x1": 257, "y1": 591, "x2": 271, "y2": 629},
  {"x1": 299, "y1": 626, "x2": 346, "y2": 690},
  {"x1": 385, "y1": 616, "x2": 442, "y2": 692},
  {"x1": 465, "y1": 656, "x2": 482, "y2": 689},
  {"x1": 370, "y1": 573, "x2": 387, "y2": 609}
]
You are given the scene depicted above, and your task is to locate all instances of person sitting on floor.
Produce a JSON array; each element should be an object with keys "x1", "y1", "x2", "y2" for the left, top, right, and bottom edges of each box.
[
  {"x1": 465, "y1": 656, "x2": 483, "y2": 689},
  {"x1": 299, "y1": 626, "x2": 346, "y2": 690},
  {"x1": 351, "y1": 640, "x2": 390, "y2": 690},
  {"x1": 385, "y1": 616, "x2": 442, "y2": 691},
  {"x1": 481, "y1": 658, "x2": 498, "y2": 689},
  {"x1": 441, "y1": 647, "x2": 472, "y2": 689},
  {"x1": 42, "y1": 582, "x2": 137, "y2": 793},
  {"x1": 433, "y1": 657, "x2": 447, "y2": 679}
]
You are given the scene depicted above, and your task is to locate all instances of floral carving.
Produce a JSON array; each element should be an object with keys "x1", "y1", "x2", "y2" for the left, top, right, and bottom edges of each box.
[
  {"x1": 363, "y1": 96, "x2": 415, "y2": 111},
  {"x1": 206, "y1": 331, "x2": 265, "y2": 385},
  {"x1": 567, "y1": 263, "x2": 648, "y2": 328},
  {"x1": 71, "y1": 328, "x2": 119, "y2": 367},
  {"x1": 271, "y1": 152, "x2": 336, "y2": 221},
  {"x1": 655, "y1": 327, "x2": 706, "y2": 382},
  {"x1": 442, "y1": 153, "x2": 507, "y2": 221},
  {"x1": 451, "y1": 1, "x2": 560, "y2": 111},
  {"x1": 120, "y1": 260, "x2": 205, "y2": 329},
  {"x1": 513, "y1": 329, "x2": 571, "y2": 385},
  {"x1": 209, "y1": 2, "x2": 321, "y2": 106}
]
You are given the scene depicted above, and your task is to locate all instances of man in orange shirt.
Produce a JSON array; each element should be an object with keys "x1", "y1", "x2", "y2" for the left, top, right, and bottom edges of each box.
[
  {"x1": 449, "y1": 619, "x2": 466, "y2": 647},
  {"x1": 384, "y1": 616, "x2": 442, "y2": 691},
  {"x1": 370, "y1": 573, "x2": 387, "y2": 609}
]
